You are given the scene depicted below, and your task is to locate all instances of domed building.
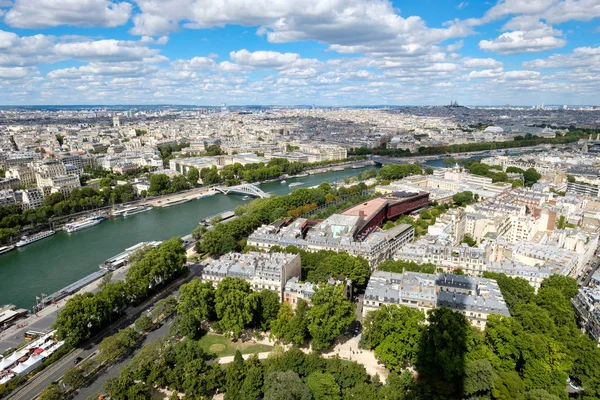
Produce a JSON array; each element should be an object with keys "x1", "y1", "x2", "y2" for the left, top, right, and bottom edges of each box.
[{"x1": 484, "y1": 126, "x2": 504, "y2": 134}]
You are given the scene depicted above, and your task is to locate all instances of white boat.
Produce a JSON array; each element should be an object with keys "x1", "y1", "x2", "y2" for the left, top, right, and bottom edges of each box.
[
  {"x1": 112, "y1": 206, "x2": 138, "y2": 217},
  {"x1": 280, "y1": 180, "x2": 287, "y2": 184},
  {"x1": 0, "y1": 245, "x2": 15, "y2": 255},
  {"x1": 289, "y1": 182, "x2": 304, "y2": 188},
  {"x1": 242, "y1": 196, "x2": 250, "y2": 200},
  {"x1": 124, "y1": 205, "x2": 153, "y2": 217},
  {"x1": 16, "y1": 230, "x2": 55, "y2": 247},
  {"x1": 65, "y1": 216, "x2": 104, "y2": 233}
]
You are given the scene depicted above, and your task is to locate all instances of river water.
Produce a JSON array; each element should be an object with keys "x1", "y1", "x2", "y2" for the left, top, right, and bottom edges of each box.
[{"x1": 0, "y1": 167, "x2": 373, "y2": 309}]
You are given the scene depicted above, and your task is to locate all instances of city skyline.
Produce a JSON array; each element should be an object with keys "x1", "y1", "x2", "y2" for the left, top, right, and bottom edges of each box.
[{"x1": 0, "y1": 0, "x2": 599, "y2": 106}]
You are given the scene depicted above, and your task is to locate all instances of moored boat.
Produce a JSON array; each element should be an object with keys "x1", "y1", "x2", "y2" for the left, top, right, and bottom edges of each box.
[
  {"x1": 16, "y1": 230, "x2": 55, "y2": 247},
  {"x1": 0, "y1": 245, "x2": 15, "y2": 255}
]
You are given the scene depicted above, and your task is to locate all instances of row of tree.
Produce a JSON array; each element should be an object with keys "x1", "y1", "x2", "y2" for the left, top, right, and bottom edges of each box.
[
  {"x1": 102, "y1": 340, "x2": 410, "y2": 400},
  {"x1": 200, "y1": 182, "x2": 367, "y2": 256},
  {"x1": 147, "y1": 173, "x2": 192, "y2": 195},
  {"x1": 462, "y1": 161, "x2": 541, "y2": 187},
  {"x1": 361, "y1": 273, "x2": 600, "y2": 400},
  {"x1": 349, "y1": 127, "x2": 593, "y2": 158},
  {"x1": 377, "y1": 164, "x2": 423, "y2": 181},
  {"x1": 198, "y1": 156, "x2": 367, "y2": 186},
  {"x1": 0, "y1": 185, "x2": 137, "y2": 244},
  {"x1": 53, "y1": 238, "x2": 186, "y2": 345}
]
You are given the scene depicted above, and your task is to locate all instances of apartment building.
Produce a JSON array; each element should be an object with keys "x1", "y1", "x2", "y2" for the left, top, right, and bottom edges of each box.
[
  {"x1": 572, "y1": 287, "x2": 600, "y2": 345},
  {"x1": 363, "y1": 271, "x2": 509, "y2": 329},
  {"x1": 0, "y1": 190, "x2": 16, "y2": 206},
  {"x1": 21, "y1": 188, "x2": 44, "y2": 209},
  {"x1": 200, "y1": 252, "x2": 301, "y2": 299},
  {"x1": 6, "y1": 166, "x2": 36, "y2": 186},
  {"x1": 394, "y1": 236, "x2": 488, "y2": 275}
]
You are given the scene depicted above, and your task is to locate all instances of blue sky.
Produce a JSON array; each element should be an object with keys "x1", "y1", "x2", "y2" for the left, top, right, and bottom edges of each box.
[{"x1": 0, "y1": 0, "x2": 599, "y2": 105}]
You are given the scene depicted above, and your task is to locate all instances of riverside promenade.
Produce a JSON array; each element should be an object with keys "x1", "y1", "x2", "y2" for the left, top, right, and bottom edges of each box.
[{"x1": 0, "y1": 265, "x2": 132, "y2": 354}]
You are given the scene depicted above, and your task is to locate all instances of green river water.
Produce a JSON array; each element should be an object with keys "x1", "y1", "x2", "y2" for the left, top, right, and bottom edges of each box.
[{"x1": 0, "y1": 167, "x2": 372, "y2": 309}]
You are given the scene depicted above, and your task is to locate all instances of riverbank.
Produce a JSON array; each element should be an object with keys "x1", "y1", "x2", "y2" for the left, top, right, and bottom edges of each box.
[{"x1": 0, "y1": 166, "x2": 375, "y2": 310}]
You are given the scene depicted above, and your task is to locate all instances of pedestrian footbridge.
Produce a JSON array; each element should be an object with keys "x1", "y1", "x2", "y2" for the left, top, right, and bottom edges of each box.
[{"x1": 214, "y1": 184, "x2": 270, "y2": 198}]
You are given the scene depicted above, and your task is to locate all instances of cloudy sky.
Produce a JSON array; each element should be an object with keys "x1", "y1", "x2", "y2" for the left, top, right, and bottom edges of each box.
[{"x1": 0, "y1": 0, "x2": 599, "y2": 106}]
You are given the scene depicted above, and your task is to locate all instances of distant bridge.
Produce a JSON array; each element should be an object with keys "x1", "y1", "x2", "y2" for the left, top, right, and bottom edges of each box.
[{"x1": 214, "y1": 184, "x2": 270, "y2": 199}]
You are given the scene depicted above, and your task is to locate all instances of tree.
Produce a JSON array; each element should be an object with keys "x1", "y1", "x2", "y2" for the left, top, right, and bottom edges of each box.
[
  {"x1": 263, "y1": 371, "x2": 312, "y2": 400},
  {"x1": 38, "y1": 383, "x2": 64, "y2": 400},
  {"x1": 177, "y1": 279, "x2": 216, "y2": 338},
  {"x1": 257, "y1": 290, "x2": 281, "y2": 331},
  {"x1": 453, "y1": 191, "x2": 475, "y2": 206},
  {"x1": 463, "y1": 359, "x2": 495, "y2": 398},
  {"x1": 98, "y1": 328, "x2": 140, "y2": 363},
  {"x1": 492, "y1": 371, "x2": 525, "y2": 400},
  {"x1": 308, "y1": 284, "x2": 355, "y2": 351},
  {"x1": 170, "y1": 175, "x2": 190, "y2": 192},
  {"x1": 482, "y1": 272, "x2": 535, "y2": 314},
  {"x1": 523, "y1": 168, "x2": 542, "y2": 187},
  {"x1": 63, "y1": 366, "x2": 86, "y2": 390},
  {"x1": 241, "y1": 354, "x2": 264, "y2": 400},
  {"x1": 461, "y1": 234, "x2": 477, "y2": 247},
  {"x1": 416, "y1": 307, "x2": 471, "y2": 398},
  {"x1": 149, "y1": 173, "x2": 171, "y2": 195},
  {"x1": 539, "y1": 275, "x2": 578, "y2": 300},
  {"x1": 424, "y1": 166, "x2": 434, "y2": 175},
  {"x1": 361, "y1": 305, "x2": 425, "y2": 371},
  {"x1": 215, "y1": 277, "x2": 258, "y2": 338},
  {"x1": 225, "y1": 350, "x2": 246, "y2": 399},
  {"x1": 191, "y1": 224, "x2": 207, "y2": 239},
  {"x1": 134, "y1": 314, "x2": 154, "y2": 332},
  {"x1": 187, "y1": 166, "x2": 200, "y2": 186},
  {"x1": 307, "y1": 371, "x2": 341, "y2": 400}
]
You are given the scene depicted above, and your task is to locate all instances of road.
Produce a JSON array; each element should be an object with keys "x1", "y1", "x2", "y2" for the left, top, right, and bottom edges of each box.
[
  {"x1": 6, "y1": 268, "x2": 198, "y2": 400},
  {"x1": 74, "y1": 317, "x2": 174, "y2": 400}
]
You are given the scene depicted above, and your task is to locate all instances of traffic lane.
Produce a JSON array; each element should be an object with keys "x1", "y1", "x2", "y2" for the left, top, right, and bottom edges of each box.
[{"x1": 74, "y1": 319, "x2": 173, "y2": 400}]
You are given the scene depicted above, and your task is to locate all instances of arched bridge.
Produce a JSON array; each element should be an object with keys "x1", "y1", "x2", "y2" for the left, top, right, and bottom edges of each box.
[{"x1": 214, "y1": 184, "x2": 270, "y2": 198}]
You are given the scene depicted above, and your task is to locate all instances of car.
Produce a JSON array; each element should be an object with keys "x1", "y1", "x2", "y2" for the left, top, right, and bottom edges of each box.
[
  {"x1": 149, "y1": 323, "x2": 162, "y2": 332},
  {"x1": 73, "y1": 357, "x2": 83, "y2": 365}
]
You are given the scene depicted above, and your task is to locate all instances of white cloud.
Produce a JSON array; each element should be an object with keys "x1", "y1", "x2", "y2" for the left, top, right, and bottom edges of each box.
[
  {"x1": 0, "y1": 31, "x2": 167, "y2": 67},
  {"x1": 447, "y1": 40, "x2": 463, "y2": 52},
  {"x1": 4, "y1": 0, "x2": 132, "y2": 28},
  {"x1": 479, "y1": 25, "x2": 566, "y2": 54},
  {"x1": 467, "y1": 67, "x2": 540, "y2": 80},
  {"x1": 0, "y1": 66, "x2": 37, "y2": 79},
  {"x1": 230, "y1": 49, "x2": 300, "y2": 68},
  {"x1": 457, "y1": 2, "x2": 468, "y2": 10},
  {"x1": 462, "y1": 57, "x2": 503, "y2": 68},
  {"x1": 524, "y1": 46, "x2": 600, "y2": 69},
  {"x1": 53, "y1": 39, "x2": 163, "y2": 62},
  {"x1": 130, "y1": 0, "x2": 472, "y2": 59}
]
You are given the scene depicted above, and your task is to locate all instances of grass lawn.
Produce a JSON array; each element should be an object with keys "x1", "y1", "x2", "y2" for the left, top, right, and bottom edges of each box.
[{"x1": 198, "y1": 333, "x2": 272, "y2": 357}]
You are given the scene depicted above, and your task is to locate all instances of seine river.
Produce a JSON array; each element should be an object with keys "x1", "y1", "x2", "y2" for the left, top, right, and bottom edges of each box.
[{"x1": 0, "y1": 167, "x2": 373, "y2": 309}]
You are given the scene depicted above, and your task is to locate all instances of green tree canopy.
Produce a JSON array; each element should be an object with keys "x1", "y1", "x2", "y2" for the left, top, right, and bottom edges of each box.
[{"x1": 308, "y1": 284, "x2": 355, "y2": 351}]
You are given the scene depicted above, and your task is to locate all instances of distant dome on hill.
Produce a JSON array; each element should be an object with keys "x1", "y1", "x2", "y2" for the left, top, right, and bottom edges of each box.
[{"x1": 484, "y1": 126, "x2": 504, "y2": 134}]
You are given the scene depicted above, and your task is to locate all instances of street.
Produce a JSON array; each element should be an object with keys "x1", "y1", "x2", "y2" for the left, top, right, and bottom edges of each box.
[
  {"x1": 74, "y1": 317, "x2": 173, "y2": 400},
  {"x1": 6, "y1": 267, "x2": 198, "y2": 400}
]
